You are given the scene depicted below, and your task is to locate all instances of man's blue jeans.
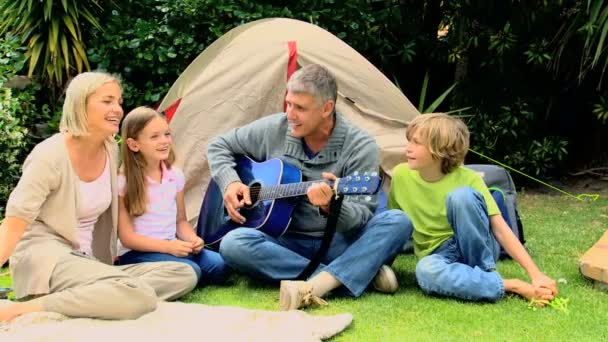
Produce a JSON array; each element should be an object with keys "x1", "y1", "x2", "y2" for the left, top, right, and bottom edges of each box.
[
  {"x1": 219, "y1": 209, "x2": 412, "y2": 297},
  {"x1": 415, "y1": 187, "x2": 505, "y2": 301},
  {"x1": 118, "y1": 248, "x2": 230, "y2": 286}
]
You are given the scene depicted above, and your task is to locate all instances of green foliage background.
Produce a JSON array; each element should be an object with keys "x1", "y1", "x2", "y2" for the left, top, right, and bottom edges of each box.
[
  {"x1": 1, "y1": 0, "x2": 608, "y2": 217},
  {"x1": 0, "y1": 0, "x2": 104, "y2": 88}
]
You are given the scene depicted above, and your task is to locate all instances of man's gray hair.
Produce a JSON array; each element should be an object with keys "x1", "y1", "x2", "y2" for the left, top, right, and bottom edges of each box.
[{"x1": 287, "y1": 64, "x2": 337, "y2": 106}]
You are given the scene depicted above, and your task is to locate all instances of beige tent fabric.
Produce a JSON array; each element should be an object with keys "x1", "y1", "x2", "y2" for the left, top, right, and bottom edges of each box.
[
  {"x1": 158, "y1": 18, "x2": 420, "y2": 223},
  {"x1": 0, "y1": 300, "x2": 353, "y2": 341}
]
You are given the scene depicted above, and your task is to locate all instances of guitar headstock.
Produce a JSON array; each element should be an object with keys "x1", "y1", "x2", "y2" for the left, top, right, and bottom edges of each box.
[{"x1": 336, "y1": 172, "x2": 381, "y2": 195}]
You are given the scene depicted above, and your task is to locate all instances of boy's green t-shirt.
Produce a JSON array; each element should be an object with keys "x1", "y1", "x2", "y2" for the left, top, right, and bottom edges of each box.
[{"x1": 388, "y1": 163, "x2": 500, "y2": 257}]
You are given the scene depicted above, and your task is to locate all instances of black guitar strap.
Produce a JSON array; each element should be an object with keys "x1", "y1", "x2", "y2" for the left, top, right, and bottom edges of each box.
[{"x1": 297, "y1": 195, "x2": 344, "y2": 280}]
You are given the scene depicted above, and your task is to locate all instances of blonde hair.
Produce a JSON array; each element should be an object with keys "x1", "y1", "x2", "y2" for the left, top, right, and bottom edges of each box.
[
  {"x1": 406, "y1": 113, "x2": 470, "y2": 174},
  {"x1": 120, "y1": 106, "x2": 175, "y2": 216},
  {"x1": 60, "y1": 71, "x2": 121, "y2": 136}
]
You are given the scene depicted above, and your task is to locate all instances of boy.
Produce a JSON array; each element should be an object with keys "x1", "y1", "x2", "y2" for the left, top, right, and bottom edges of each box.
[{"x1": 388, "y1": 113, "x2": 557, "y2": 304}]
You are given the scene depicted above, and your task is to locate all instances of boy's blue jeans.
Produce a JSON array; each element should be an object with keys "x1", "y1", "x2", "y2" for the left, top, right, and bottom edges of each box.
[
  {"x1": 415, "y1": 186, "x2": 505, "y2": 302},
  {"x1": 118, "y1": 248, "x2": 230, "y2": 286},
  {"x1": 219, "y1": 209, "x2": 412, "y2": 297}
]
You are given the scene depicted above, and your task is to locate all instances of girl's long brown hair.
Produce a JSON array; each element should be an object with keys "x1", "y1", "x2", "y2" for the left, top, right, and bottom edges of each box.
[{"x1": 120, "y1": 106, "x2": 175, "y2": 216}]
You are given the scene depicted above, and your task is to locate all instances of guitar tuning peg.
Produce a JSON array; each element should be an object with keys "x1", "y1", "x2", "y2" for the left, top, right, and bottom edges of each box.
[
  {"x1": 371, "y1": 172, "x2": 378, "y2": 177},
  {"x1": 352, "y1": 187, "x2": 358, "y2": 193},
  {"x1": 362, "y1": 186, "x2": 368, "y2": 192},
  {"x1": 353, "y1": 171, "x2": 360, "y2": 176},
  {"x1": 365, "y1": 196, "x2": 372, "y2": 202},
  {"x1": 363, "y1": 171, "x2": 368, "y2": 176},
  {"x1": 346, "y1": 176, "x2": 352, "y2": 181}
]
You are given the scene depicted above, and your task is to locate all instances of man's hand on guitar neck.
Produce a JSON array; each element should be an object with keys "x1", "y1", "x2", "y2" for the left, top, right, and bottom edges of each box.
[
  {"x1": 224, "y1": 182, "x2": 252, "y2": 224},
  {"x1": 307, "y1": 172, "x2": 337, "y2": 214}
]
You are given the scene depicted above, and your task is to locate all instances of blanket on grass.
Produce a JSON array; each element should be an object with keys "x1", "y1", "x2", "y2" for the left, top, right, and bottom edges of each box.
[{"x1": 0, "y1": 300, "x2": 352, "y2": 341}]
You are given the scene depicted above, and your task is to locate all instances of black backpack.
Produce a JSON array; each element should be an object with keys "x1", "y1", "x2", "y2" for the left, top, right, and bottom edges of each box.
[{"x1": 465, "y1": 164, "x2": 525, "y2": 258}]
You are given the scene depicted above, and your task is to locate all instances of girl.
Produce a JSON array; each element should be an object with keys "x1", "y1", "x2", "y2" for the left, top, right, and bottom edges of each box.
[
  {"x1": 116, "y1": 106, "x2": 229, "y2": 285},
  {"x1": 0, "y1": 72, "x2": 196, "y2": 322}
]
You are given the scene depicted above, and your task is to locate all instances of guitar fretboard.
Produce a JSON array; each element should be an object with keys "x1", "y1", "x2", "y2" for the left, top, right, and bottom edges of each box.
[{"x1": 257, "y1": 180, "x2": 334, "y2": 200}]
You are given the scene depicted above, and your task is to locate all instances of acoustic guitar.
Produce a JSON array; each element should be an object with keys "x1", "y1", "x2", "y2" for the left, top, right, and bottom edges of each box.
[{"x1": 197, "y1": 156, "x2": 381, "y2": 246}]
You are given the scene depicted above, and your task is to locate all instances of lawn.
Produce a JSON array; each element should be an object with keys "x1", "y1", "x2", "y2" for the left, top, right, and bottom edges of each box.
[{"x1": 2, "y1": 192, "x2": 607, "y2": 340}]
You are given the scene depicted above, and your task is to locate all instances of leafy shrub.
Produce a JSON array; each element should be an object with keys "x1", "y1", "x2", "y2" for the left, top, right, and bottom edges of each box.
[
  {"x1": 0, "y1": 88, "x2": 29, "y2": 217},
  {"x1": 0, "y1": 34, "x2": 26, "y2": 84},
  {"x1": 465, "y1": 101, "x2": 568, "y2": 179},
  {"x1": 0, "y1": 34, "x2": 60, "y2": 219},
  {"x1": 0, "y1": 34, "x2": 27, "y2": 218},
  {"x1": 592, "y1": 96, "x2": 608, "y2": 124},
  {"x1": 0, "y1": 0, "x2": 105, "y2": 89}
]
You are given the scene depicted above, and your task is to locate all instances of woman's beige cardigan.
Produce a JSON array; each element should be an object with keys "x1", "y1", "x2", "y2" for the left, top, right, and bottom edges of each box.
[{"x1": 6, "y1": 133, "x2": 118, "y2": 299}]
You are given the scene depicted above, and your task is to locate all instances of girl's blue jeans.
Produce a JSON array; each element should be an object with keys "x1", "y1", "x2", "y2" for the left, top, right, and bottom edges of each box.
[{"x1": 118, "y1": 248, "x2": 230, "y2": 286}]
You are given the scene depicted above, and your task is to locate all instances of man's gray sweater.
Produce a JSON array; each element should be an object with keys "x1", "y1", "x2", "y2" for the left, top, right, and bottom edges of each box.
[{"x1": 207, "y1": 112, "x2": 380, "y2": 237}]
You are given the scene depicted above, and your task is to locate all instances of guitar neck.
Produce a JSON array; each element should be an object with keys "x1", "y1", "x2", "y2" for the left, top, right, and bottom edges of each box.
[{"x1": 257, "y1": 179, "x2": 334, "y2": 201}]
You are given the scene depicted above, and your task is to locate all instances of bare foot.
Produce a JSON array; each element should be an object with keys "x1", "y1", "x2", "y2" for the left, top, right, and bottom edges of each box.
[
  {"x1": 0, "y1": 301, "x2": 43, "y2": 321},
  {"x1": 504, "y1": 279, "x2": 554, "y2": 306}
]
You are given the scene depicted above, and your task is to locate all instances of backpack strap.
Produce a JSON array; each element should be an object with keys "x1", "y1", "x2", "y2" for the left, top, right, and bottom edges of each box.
[
  {"x1": 488, "y1": 186, "x2": 514, "y2": 229},
  {"x1": 488, "y1": 186, "x2": 505, "y2": 197}
]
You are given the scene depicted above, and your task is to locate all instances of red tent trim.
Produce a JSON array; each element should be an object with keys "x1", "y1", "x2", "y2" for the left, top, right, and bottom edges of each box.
[
  {"x1": 284, "y1": 40, "x2": 298, "y2": 111},
  {"x1": 162, "y1": 97, "x2": 182, "y2": 122}
]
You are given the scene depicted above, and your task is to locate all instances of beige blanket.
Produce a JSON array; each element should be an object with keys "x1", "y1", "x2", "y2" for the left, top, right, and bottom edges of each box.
[{"x1": 0, "y1": 300, "x2": 352, "y2": 341}]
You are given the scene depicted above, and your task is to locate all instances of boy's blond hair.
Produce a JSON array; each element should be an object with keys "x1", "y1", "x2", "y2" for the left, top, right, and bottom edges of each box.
[
  {"x1": 406, "y1": 113, "x2": 469, "y2": 174},
  {"x1": 60, "y1": 71, "x2": 121, "y2": 137}
]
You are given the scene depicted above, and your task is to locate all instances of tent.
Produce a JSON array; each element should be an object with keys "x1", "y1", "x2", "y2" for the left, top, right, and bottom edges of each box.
[{"x1": 157, "y1": 17, "x2": 420, "y2": 224}]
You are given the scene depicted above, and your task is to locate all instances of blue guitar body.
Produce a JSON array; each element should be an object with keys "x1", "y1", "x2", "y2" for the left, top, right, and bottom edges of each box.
[
  {"x1": 197, "y1": 156, "x2": 301, "y2": 246},
  {"x1": 197, "y1": 156, "x2": 381, "y2": 247}
]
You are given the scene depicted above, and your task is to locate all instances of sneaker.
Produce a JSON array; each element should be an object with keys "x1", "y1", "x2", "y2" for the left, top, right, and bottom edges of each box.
[
  {"x1": 279, "y1": 280, "x2": 328, "y2": 311},
  {"x1": 372, "y1": 265, "x2": 399, "y2": 293}
]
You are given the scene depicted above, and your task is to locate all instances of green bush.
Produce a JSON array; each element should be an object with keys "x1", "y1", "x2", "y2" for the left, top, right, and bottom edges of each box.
[
  {"x1": 0, "y1": 88, "x2": 29, "y2": 217},
  {"x1": 465, "y1": 100, "x2": 568, "y2": 179},
  {"x1": 87, "y1": 0, "x2": 221, "y2": 109},
  {"x1": 0, "y1": 34, "x2": 59, "y2": 219},
  {"x1": 0, "y1": 0, "x2": 106, "y2": 90},
  {"x1": 0, "y1": 34, "x2": 25, "y2": 84},
  {"x1": 0, "y1": 100, "x2": 59, "y2": 220},
  {"x1": 0, "y1": 34, "x2": 27, "y2": 218}
]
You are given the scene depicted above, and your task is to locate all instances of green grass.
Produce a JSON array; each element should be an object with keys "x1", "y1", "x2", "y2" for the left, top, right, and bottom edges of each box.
[{"x1": 2, "y1": 193, "x2": 608, "y2": 340}]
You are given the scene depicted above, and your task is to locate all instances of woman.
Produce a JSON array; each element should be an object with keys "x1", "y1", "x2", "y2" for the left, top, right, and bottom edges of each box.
[{"x1": 0, "y1": 72, "x2": 197, "y2": 321}]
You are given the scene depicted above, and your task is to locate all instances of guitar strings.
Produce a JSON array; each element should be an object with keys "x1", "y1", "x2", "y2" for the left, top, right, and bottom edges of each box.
[{"x1": 247, "y1": 180, "x2": 331, "y2": 199}]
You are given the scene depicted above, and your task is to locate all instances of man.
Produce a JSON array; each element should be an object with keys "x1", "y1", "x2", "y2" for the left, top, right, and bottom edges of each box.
[{"x1": 207, "y1": 64, "x2": 412, "y2": 310}]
